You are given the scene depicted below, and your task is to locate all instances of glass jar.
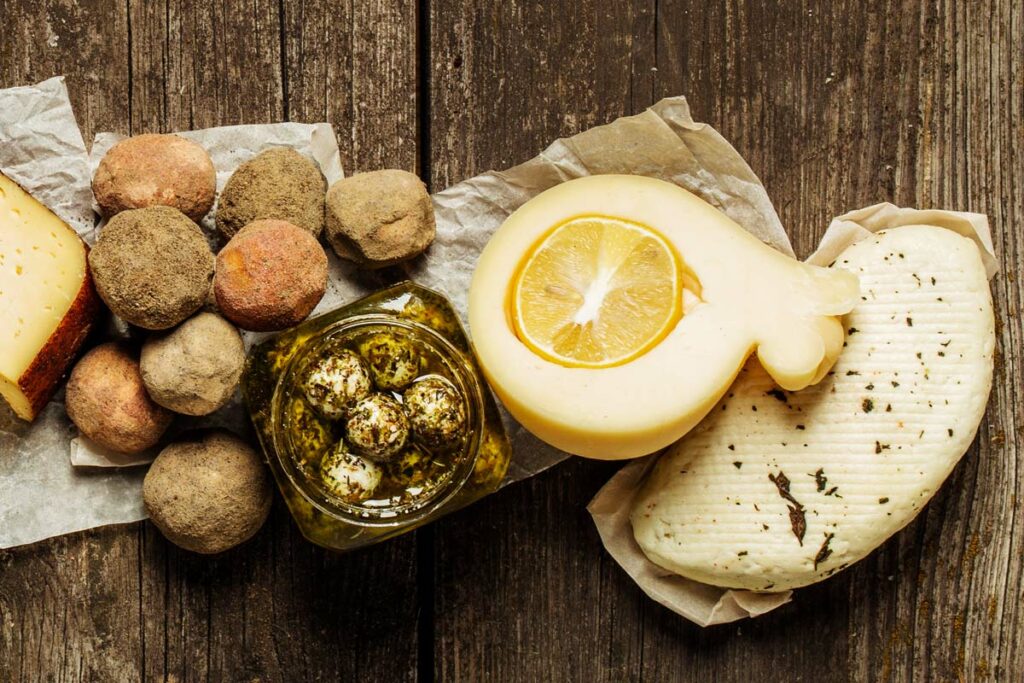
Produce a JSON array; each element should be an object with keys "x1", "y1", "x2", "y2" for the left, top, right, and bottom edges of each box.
[{"x1": 242, "y1": 281, "x2": 512, "y2": 551}]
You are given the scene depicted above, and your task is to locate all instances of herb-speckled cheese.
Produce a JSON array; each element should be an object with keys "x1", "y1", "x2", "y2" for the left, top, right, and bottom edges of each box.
[{"x1": 631, "y1": 226, "x2": 994, "y2": 591}]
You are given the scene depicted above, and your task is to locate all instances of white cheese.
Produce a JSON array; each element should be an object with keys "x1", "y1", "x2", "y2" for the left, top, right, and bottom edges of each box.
[
  {"x1": 0, "y1": 172, "x2": 100, "y2": 421},
  {"x1": 631, "y1": 226, "x2": 994, "y2": 590}
]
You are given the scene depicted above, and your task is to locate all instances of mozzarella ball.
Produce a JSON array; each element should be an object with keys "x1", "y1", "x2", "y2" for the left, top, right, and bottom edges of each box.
[
  {"x1": 302, "y1": 349, "x2": 372, "y2": 420},
  {"x1": 319, "y1": 442, "x2": 382, "y2": 502},
  {"x1": 358, "y1": 332, "x2": 422, "y2": 391},
  {"x1": 403, "y1": 375, "x2": 467, "y2": 450},
  {"x1": 345, "y1": 393, "x2": 409, "y2": 461}
]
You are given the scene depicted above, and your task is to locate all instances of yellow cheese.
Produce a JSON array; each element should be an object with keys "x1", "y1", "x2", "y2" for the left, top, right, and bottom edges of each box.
[
  {"x1": 469, "y1": 175, "x2": 860, "y2": 459},
  {"x1": 0, "y1": 172, "x2": 100, "y2": 421}
]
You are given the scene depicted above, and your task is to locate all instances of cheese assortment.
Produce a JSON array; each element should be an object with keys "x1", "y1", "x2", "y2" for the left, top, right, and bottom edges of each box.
[
  {"x1": 631, "y1": 226, "x2": 994, "y2": 591},
  {"x1": 0, "y1": 172, "x2": 99, "y2": 421},
  {"x1": 1, "y1": 75, "x2": 1001, "y2": 611},
  {"x1": 469, "y1": 175, "x2": 860, "y2": 459}
]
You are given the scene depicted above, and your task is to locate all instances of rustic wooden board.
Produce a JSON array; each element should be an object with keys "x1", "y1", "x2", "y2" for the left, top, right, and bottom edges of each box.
[
  {"x1": 0, "y1": 1, "x2": 421, "y2": 681},
  {"x1": 426, "y1": 1, "x2": 1023, "y2": 682},
  {"x1": 1, "y1": 0, "x2": 1022, "y2": 680}
]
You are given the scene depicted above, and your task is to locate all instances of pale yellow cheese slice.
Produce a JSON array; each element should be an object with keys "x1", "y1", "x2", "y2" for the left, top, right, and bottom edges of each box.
[
  {"x1": 469, "y1": 175, "x2": 860, "y2": 459},
  {"x1": 631, "y1": 226, "x2": 994, "y2": 590},
  {"x1": 0, "y1": 172, "x2": 100, "y2": 421}
]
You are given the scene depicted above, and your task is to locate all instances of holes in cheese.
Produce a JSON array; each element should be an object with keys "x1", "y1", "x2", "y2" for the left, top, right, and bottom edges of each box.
[
  {"x1": 468, "y1": 175, "x2": 860, "y2": 459},
  {"x1": 0, "y1": 172, "x2": 100, "y2": 421},
  {"x1": 631, "y1": 226, "x2": 994, "y2": 591}
]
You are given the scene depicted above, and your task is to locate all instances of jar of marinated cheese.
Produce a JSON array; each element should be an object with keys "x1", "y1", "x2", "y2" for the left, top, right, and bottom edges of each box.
[{"x1": 242, "y1": 282, "x2": 512, "y2": 551}]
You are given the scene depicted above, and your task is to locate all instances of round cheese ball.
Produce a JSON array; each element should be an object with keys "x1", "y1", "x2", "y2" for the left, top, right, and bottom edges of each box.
[
  {"x1": 216, "y1": 148, "x2": 326, "y2": 240},
  {"x1": 214, "y1": 219, "x2": 328, "y2": 331},
  {"x1": 140, "y1": 312, "x2": 245, "y2": 416},
  {"x1": 143, "y1": 430, "x2": 272, "y2": 554},
  {"x1": 66, "y1": 343, "x2": 173, "y2": 454},
  {"x1": 92, "y1": 133, "x2": 216, "y2": 222},
  {"x1": 325, "y1": 170, "x2": 436, "y2": 268},
  {"x1": 89, "y1": 206, "x2": 214, "y2": 330},
  {"x1": 319, "y1": 441, "x2": 382, "y2": 503},
  {"x1": 403, "y1": 375, "x2": 467, "y2": 450},
  {"x1": 345, "y1": 393, "x2": 409, "y2": 461},
  {"x1": 302, "y1": 349, "x2": 372, "y2": 420},
  {"x1": 358, "y1": 332, "x2": 422, "y2": 391}
]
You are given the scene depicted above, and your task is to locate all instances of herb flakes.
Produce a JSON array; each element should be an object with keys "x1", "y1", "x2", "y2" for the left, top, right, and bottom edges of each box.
[
  {"x1": 813, "y1": 533, "x2": 835, "y2": 570},
  {"x1": 768, "y1": 470, "x2": 806, "y2": 546},
  {"x1": 811, "y1": 468, "x2": 827, "y2": 492}
]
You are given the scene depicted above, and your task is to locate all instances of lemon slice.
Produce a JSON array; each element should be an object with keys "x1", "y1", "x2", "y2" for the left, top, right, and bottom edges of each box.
[{"x1": 511, "y1": 216, "x2": 685, "y2": 368}]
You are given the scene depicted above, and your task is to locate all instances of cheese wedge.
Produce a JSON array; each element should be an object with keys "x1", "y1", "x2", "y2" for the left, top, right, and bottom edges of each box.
[
  {"x1": 631, "y1": 226, "x2": 994, "y2": 590},
  {"x1": 469, "y1": 175, "x2": 860, "y2": 459},
  {"x1": 0, "y1": 172, "x2": 100, "y2": 421}
]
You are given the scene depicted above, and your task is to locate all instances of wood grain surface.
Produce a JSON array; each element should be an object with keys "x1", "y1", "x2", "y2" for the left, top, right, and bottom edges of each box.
[{"x1": 1, "y1": 0, "x2": 1021, "y2": 681}]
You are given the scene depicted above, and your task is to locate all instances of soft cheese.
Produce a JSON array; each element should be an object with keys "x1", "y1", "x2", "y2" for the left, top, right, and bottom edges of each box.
[
  {"x1": 469, "y1": 175, "x2": 859, "y2": 459},
  {"x1": 631, "y1": 226, "x2": 994, "y2": 590},
  {"x1": 0, "y1": 172, "x2": 100, "y2": 421}
]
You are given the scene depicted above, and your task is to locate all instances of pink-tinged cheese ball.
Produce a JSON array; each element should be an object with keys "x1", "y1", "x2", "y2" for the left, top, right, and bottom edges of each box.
[
  {"x1": 92, "y1": 134, "x2": 216, "y2": 222},
  {"x1": 214, "y1": 219, "x2": 328, "y2": 331},
  {"x1": 65, "y1": 342, "x2": 173, "y2": 454}
]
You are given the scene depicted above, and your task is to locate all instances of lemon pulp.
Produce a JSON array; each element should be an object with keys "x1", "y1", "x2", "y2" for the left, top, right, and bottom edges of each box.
[{"x1": 511, "y1": 216, "x2": 686, "y2": 368}]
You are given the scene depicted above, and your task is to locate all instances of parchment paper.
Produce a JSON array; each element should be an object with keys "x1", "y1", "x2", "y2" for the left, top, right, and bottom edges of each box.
[
  {"x1": 1, "y1": 78, "x2": 793, "y2": 549},
  {"x1": 588, "y1": 205, "x2": 998, "y2": 626}
]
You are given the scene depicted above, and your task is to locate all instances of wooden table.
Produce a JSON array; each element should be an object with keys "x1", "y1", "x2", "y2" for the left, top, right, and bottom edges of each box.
[{"x1": 1, "y1": 1, "x2": 1021, "y2": 680}]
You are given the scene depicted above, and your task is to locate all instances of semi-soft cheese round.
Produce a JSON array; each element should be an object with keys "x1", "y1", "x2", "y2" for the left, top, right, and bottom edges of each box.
[
  {"x1": 631, "y1": 226, "x2": 994, "y2": 590},
  {"x1": 469, "y1": 175, "x2": 860, "y2": 459}
]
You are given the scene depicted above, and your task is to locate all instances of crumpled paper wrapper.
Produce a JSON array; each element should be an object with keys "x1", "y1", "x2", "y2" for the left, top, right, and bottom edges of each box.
[
  {"x1": 0, "y1": 77, "x2": 792, "y2": 549},
  {"x1": 588, "y1": 205, "x2": 998, "y2": 626}
]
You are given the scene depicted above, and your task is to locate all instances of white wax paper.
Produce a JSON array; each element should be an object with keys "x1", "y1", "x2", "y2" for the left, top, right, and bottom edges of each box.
[{"x1": 588, "y1": 206, "x2": 998, "y2": 626}]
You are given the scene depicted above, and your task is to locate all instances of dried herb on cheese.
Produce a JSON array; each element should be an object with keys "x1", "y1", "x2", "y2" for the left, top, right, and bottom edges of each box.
[
  {"x1": 813, "y1": 533, "x2": 835, "y2": 569},
  {"x1": 768, "y1": 470, "x2": 806, "y2": 545}
]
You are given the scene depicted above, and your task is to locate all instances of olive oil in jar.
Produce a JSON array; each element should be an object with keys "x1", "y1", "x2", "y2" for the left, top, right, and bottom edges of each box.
[{"x1": 243, "y1": 282, "x2": 511, "y2": 551}]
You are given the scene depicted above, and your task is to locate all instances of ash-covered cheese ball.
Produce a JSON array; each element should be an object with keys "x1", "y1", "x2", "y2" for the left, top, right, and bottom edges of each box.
[
  {"x1": 345, "y1": 393, "x2": 409, "y2": 461},
  {"x1": 402, "y1": 375, "x2": 467, "y2": 450},
  {"x1": 358, "y1": 332, "x2": 422, "y2": 391},
  {"x1": 303, "y1": 349, "x2": 372, "y2": 420},
  {"x1": 319, "y1": 441, "x2": 382, "y2": 502}
]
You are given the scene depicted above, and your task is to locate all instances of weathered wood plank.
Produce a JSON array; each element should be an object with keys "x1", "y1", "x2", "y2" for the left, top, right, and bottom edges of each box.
[
  {"x1": 0, "y1": 2, "x2": 141, "y2": 681},
  {"x1": 428, "y1": 0, "x2": 1023, "y2": 681},
  {"x1": 426, "y1": 1, "x2": 660, "y2": 680},
  {"x1": 130, "y1": 1, "x2": 420, "y2": 681},
  {"x1": 0, "y1": 1, "x2": 421, "y2": 681}
]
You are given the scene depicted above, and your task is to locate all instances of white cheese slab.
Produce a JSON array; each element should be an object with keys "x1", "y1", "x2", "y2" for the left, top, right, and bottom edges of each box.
[{"x1": 631, "y1": 225, "x2": 994, "y2": 591}]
